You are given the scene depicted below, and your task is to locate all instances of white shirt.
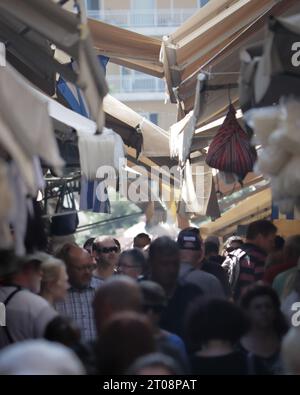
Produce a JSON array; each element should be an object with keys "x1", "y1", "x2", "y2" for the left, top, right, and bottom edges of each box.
[{"x1": 0, "y1": 286, "x2": 58, "y2": 349}]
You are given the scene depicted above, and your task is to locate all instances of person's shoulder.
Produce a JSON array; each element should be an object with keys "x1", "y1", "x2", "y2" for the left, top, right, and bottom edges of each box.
[
  {"x1": 198, "y1": 269, "x2": 221, "y2": 283},
  {"x1": 274, "y1": 267, "x2": 296, "y2": 284},
  {"x1": 25, "y1": 291, "x2": 56, "y2": 309},
  {"x1": 91, "y1": 276, "x2": 104, "y2": 288},
  {"x1": 13, "y1": 290, "x2": 57, "y2": 316}
]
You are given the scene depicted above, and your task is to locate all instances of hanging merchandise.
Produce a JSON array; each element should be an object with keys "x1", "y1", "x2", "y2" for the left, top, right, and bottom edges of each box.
[
  {"x1": 239, "y1": 43, "x2": 263, "y2": 113},
  {"x1": 170, "y1": 110, "x2": 196, "y2": 167},
  {"x1": 249, "y1": 14, "x2": 300, "y2": 109},
  {"x1": 206, "y1": 104, "x2": 257, "y2": 181},
  {"x1": 0, "y1": 63, "x2": 64, "y2": 182},
  {"x1": 80, "y1": 175, "x2": 111, "y2": 214},
  {"x1": 78, "y1": 128, "x2": 125, "y2": 213},
  {"x1": 24, "y1": 200, "x2": 48, "y2": 253},
  {"x1": 245, "y1": 98, "x2": 300, "y2": 214},
  {"x1": 50, "y1": 182, "x2": 79, "y2": 237},
  {"x1": 78, "y1": 128, "x2": 125, "y2": 180},
  {"x1": 0, "y1": 159, "x2": 13, "y2": 250},
  {"x1": 178, "y1": 159, "x2": 220, "y2": 219}
]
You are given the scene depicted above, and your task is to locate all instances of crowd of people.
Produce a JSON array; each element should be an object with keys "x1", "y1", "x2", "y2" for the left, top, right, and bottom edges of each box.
[{"x1": 0, "y1": 220, "x2": 300, "y2": 375}]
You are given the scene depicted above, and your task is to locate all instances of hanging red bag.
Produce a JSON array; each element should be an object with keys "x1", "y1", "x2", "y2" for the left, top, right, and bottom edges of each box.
[{"x1": 206, "y1": 104, "x2": 257, "y2": 180}]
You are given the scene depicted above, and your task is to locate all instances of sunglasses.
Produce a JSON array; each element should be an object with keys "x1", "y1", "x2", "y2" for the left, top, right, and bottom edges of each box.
[{"x1": 95, "y1": 246, "x2": 119, "y2": 254}]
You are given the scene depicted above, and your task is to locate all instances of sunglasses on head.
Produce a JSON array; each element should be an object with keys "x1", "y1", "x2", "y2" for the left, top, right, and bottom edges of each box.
[{"x1": 95, "y1": 246, "x2": 119, "y2": 254}]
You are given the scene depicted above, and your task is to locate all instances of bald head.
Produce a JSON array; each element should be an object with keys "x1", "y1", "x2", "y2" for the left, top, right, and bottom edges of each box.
[
  {"x1": 93, "y1": 275, "x2": 143, "y2": 335},
  {"x1": 56, "y1": 243, "x2": 95, "y2": 289},
  {"x1": 93, "y1": 237, "x2": 120, "y2": 270}
]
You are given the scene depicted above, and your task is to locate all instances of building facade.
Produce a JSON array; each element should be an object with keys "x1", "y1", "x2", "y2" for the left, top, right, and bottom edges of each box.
[{"x1": 86, "y1": 0, "x2": 209, "y2": 130}]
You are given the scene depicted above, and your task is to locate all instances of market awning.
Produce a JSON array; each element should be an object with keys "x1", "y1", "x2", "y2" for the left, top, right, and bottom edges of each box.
[
  {"x1": 200, "y1": 188, "x2": 272, "y2": 237},
  {"x1": 88, "y1": 17, "x2": 163, "y2": 78},
  {"x1": 176, "y1": 0, "x2": 300, "y2": 123},
  {"x1": 0, "y1": 0, "x2": 108, "y2": 131}
]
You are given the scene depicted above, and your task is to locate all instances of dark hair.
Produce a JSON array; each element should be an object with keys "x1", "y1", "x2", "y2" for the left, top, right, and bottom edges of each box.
[
  {"x1": 113, "y1": 238, "x2": 121, "y2": 251},
  {"x1": 96, "y1": 312, "x2": 155, "y2": 374},
  {"x1": 240, "y1": 284, "x2": 289, "y2": 337},
  {"x1": 204, "y1": 241, "x2": 219, "y2": 256},
  {"x1": 186, "y1": 298, "x2": 249, "y2": 351},
  {"x1": 149, "y1": 237, "x2": 179, "y2": 261},
  {"x1": 134, "y1": 233, "x2": 151, "y2": 241},
  {"x1": 83, "y1": 237, "x2": 95, "y2": 251},
  {"x1": 246, "y1": 220, "x2": 277, "y2": 240},
  {"x1": 274, "y1": 235, "x2": 285, "y2": 251},
  {"x1": 119, "y1": 249, "x2": 147, "y2": 274},
  {"x1": 139, "y1": 280, "x2": 167, "y2": 312},
  {"x1": 44, "y1": 316, "x2": 81, "y2": 347},
  {"x1": 284, "y1": 235, "x2": 300, "y2": 261}
]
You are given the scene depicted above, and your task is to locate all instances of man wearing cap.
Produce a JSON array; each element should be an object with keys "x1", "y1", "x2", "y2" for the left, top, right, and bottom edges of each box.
[
  {"x1": 0, "y1": 250, "x2": 58, "y2": 349},
  {"x1": 177, "y1": 228, "x2": 225, "y2": 299}
]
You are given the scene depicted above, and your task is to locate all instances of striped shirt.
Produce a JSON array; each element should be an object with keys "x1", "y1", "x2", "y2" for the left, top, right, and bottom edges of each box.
[
  {"x1": 236, "y1": 243, "x2": 267, "y2": 299},
  {"x1": 55, "y1": 277, "x2": 103, "y2": 341}
]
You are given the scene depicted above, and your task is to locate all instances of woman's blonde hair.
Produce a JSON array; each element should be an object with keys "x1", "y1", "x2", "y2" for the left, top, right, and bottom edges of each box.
[{"x1": 41, "y1": 257, "x2": 66, "y2": 290}]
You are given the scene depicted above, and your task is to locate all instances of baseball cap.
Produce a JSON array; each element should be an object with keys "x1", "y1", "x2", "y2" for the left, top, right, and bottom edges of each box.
[{"x1": 177, "y1": 227, "x2": 202, "y2": 251}]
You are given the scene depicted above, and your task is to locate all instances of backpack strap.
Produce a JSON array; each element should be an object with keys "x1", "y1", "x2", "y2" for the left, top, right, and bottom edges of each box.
[{"x1": 1, "y1": 286, "x2": 22, "y2": 344}]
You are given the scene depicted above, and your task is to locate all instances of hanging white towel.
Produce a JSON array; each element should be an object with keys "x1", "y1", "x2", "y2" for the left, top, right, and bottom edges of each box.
[
  {"x1": 0, "y1": 63, "x2": 64, "y2": 174},
  {"x1": 78, "y1": 128, "x2": 125, "y2": 180}
]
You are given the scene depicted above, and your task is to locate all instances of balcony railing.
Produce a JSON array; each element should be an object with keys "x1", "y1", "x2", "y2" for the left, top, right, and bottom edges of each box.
[
  {"x1": 87, "y1": 8, "x2": 197, "y2": 28},
  {"x1": 107, "y1": 74, "x2": 165, "y2": 94}
]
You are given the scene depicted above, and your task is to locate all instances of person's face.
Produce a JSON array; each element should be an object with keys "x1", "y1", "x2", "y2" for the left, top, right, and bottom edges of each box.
[
  {"x1": 94, "y1": 239, "x2": 120, "y2": 268},
  {"x1": 179, "y1": 246, "x2": 203, "y2": 267},
  {"x1": 67, "y1": 247, "x2": 96, "y2": 288},
  {"x1": 150, "y1": 253, "x2": 179, "y2": 292},
  {"x1": 51, "y1": 266, "x2": 69, "y2": 302},
  {"x1": 257, "y1": 232, "x2": 276, "y2": 254},
  {"x1": 134, "y1": 237, "x2": 150, "y2": 250},
  {"x1": 118, "y1": 255, "x2": 142, "y2": 279},
  {"x1": 247, "y1": 295, "x2": 276, "y2": 330}
]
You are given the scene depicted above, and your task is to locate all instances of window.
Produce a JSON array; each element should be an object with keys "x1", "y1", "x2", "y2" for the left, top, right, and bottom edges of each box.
[
  {"x1": 139, "y1": 112, "x2": 159, "y2": 125},
  {"x1": 198, "y1": 0, "x2": 209, "y2": 7},
  {"x1": 132, "y1": 0, "x2": 155, "y2": 9},
  {"x1": 150, "y1": 113, "x2": 158, "y2": 125},
  {"x1": 131, "y1": 0, "x2": 155, "y2": 26},
  {"x1": 86, "y1": 0, "x2": 100, "y2": 11}
]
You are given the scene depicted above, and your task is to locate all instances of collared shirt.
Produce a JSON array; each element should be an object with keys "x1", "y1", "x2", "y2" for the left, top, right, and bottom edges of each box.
[{"x1": 55, "y1": 277, "x2": 103, "y2": 342}]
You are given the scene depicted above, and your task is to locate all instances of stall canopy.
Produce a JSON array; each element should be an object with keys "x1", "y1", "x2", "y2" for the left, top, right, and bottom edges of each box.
[
  {"x1": 200, "y1": 188, "x2": 272, "y2": 238},
  {"x1": 88, "y1": 0, "x2": 300, "y2": 130},
  {"x1": 88, "y1": 18, "x2": 164, "y2": 78},
  {"x1": 0, "y1": 0, "x2": 108, "y2": 131}
]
